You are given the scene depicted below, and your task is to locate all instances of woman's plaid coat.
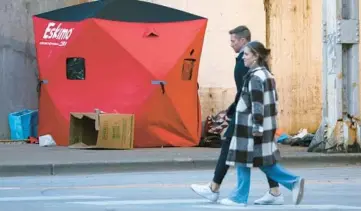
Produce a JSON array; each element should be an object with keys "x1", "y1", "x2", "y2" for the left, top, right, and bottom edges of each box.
[{"x1": 226, "y1": 66, "x2": 281, "y2": 168}]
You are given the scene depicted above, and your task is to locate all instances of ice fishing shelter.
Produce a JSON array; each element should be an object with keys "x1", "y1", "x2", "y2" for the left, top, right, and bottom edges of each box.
[{"x1": 33, "y1": 0, "x2": 207, "y2": 148}]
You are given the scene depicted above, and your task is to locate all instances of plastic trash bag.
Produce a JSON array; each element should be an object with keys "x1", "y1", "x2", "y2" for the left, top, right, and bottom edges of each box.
[
  {"x1": 8, "y1": 109, "x2": 38, "y2": 140},
  {"x1": 39, "y1": 134, "x2": 56, "y2": 147}
]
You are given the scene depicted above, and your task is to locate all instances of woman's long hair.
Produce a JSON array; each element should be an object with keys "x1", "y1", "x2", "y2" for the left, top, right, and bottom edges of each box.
[{"x1": 246, "y1": 41, "x2": 272, "y2": 74}]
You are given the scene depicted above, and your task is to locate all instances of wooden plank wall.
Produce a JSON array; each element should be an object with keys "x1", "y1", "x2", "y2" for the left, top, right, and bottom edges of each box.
[{"x1": 265, "y1": 0, "x2": 323, "y2": 134}]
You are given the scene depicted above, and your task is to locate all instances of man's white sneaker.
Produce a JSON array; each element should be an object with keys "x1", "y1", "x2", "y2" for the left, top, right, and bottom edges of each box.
[
  {"x1": 292, "y1": 177, "x2": 305, "y2": 205},
  {"x1": 219, "y1": 198, "x2": 246, "y2": 206},
  {"x1": 254, "y1": 191, "x2": 284, "y2": 205},
  {"x1": 190, "y1": 183, "x2": 219, "y2": 202}
]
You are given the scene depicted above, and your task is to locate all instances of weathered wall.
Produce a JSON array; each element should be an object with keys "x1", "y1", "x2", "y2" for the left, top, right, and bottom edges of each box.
[
  {"x1": 266, "y1": 0, "x2": 323, "y2": 134},
  {"x1": 0, "y1": 0, "x2": 87, "y2": 138}
]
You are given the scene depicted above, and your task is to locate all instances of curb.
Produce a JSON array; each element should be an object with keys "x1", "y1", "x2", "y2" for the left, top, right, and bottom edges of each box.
[{"x1": 0, "y1": 154, "x2": 360, "y2": 177}]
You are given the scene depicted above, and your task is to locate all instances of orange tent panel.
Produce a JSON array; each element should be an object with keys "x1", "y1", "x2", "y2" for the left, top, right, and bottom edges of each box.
[{"x1": 33, "y1": 0, "x2": 207, "y2": 148}]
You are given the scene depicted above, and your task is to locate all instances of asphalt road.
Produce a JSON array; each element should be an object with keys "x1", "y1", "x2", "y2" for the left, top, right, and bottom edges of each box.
[{"x1": 0, "y1": 166, "x2": 361, "y2": 210}]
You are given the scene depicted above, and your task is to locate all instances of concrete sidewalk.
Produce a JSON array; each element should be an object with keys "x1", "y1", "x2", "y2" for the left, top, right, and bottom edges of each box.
[{"x1": 0, "y1": 143, "x2": 360, "y2": 177}]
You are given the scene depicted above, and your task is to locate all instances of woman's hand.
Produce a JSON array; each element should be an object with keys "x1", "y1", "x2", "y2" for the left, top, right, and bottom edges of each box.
[{"x1": 253, "y1": 131, "x2": 263, "y2": 137}]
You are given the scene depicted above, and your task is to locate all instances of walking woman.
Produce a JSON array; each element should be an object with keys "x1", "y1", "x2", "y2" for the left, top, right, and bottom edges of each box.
[{"x1": 219, "y1": 41, "x2": 305, "y2": 206}]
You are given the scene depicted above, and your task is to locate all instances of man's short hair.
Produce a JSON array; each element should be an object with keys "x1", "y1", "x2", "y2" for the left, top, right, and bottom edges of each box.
[{"x1": 229, "y1": 25, "x2": 251, "y2": 41}]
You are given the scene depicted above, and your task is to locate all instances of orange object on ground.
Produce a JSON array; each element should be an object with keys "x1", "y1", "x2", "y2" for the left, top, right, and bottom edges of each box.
[{"x1": 275, "y1": 128, "x2": 284, "y2": 137}]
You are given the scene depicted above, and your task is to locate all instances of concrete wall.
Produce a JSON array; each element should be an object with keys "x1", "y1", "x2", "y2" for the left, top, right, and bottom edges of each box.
[{"x1": 0, "y1": 0, "x2": 87, "y2": 139}]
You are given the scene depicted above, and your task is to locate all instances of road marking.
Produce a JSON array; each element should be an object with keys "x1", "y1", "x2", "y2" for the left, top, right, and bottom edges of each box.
[
  {"x1": 0, "y1": 195, "x2": 113, "y2": 202},
  {"x1": 0, "y1": 187, "x2": 21, "y2": 190},
  {"x1": 194, "y1": 204, "x2": 361, "y2": 210},
  {"x1": 68, "y1": 199, "x2": 209, "y2": 205},
  {"x1": 1, "y1": 178, "x2": 360, "y2": 191},
  {"x1": 68, "y1": 199, "x2": 361, "y2": 210}
]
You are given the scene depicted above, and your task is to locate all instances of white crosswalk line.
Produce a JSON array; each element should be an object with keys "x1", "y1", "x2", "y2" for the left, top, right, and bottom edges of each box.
[
  {"x1": 68, "y1": 199, "x2": 209, "y2": 205},
  {"x1": 194, "y1": 204, "x2": 361, "y2": 210},
  {"x1": 68, "y1": 199, "x2": 361, "y2": 210},
  {"x1": 0, "y1": 187, "x2": 21, "y2": 190},
  {"x1": 0, "y1": 195, "x2": 113, "y2": 202}
]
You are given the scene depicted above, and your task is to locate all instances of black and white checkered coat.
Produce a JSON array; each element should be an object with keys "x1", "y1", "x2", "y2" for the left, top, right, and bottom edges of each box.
[{"x1": 226, "y1": 66, "x2": 281, "y2": 168}]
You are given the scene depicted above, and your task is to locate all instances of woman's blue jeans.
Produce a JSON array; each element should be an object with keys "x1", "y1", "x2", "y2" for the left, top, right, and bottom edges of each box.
[{"x1": 230, "y1": 163, "x2": 299, "y2": 204}]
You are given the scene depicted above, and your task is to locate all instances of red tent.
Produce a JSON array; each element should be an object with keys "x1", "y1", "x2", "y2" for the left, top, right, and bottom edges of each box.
[{"x1": 32, "y1": 0, "x2": 207, "y2": 148}]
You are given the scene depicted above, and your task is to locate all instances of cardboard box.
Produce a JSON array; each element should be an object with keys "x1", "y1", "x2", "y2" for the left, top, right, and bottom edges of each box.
[{"x1": 68, "y1": 112, "x2": 134, "y2": 149}]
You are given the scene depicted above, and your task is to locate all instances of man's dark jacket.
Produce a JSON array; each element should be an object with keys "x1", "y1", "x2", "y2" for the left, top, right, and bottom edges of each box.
[{"x1": 223, "y1": 52, "x2": 249, "y2": 138}]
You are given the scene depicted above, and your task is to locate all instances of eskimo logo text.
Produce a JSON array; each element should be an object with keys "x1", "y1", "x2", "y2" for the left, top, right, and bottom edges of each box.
[{"x1": 40, "y1": 22, "x2": 74, "y2": 46}]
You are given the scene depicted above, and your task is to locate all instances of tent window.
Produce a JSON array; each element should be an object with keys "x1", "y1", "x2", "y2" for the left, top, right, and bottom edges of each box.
[
  {"x1": 181, "y1": 58, "x2": 196, "y2": 80},
  {"x1": 66, "y1": 57, "x2": 86, "y2": 80}
]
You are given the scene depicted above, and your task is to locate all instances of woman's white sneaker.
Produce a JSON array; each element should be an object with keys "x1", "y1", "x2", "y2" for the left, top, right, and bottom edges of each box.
[
  {"x1": 219, "y1": 198, "x2": 246, "y2": 206},
  {"x1": 292, "y1": 177, "x2": 305, "y2": 205},
  {"x1": 254, "y1": 191, "x2": 284, "y2": 205}
]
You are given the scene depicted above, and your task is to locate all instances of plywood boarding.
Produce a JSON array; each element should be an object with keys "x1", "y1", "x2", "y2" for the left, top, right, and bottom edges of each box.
[{"x1": 266, "y1": 0, "x2": 323, "y2": 134}]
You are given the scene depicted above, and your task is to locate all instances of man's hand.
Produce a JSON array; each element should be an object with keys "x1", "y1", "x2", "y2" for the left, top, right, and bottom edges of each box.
[{"x1": 225, "y1": 115, "x2": 231, "y2": 122}]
